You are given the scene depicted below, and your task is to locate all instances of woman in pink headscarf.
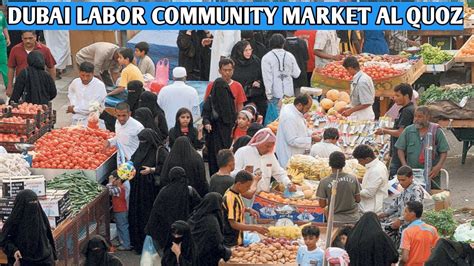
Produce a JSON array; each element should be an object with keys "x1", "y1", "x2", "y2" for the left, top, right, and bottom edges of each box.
[{"x1": 231, "y1": 128, "x2": 296, "y2": 195}]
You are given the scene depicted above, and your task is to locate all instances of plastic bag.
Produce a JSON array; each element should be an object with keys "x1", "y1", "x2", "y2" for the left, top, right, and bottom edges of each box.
[
  {"x1": 325, "y1": 247, "x2": 350, "y2": 266},
  {"x1": 453, "y1": 221, "x2": 474, "y2": 242},
  {"x1": 140, "y1": 235, "x2": 160, "y2": 266},
  {"x1": 243, "y1": 232, "x2": 261, "y2": 246},
  {"x1": 150, "y1": 58, "x2": 169, "y2": 94},
  {"x1": 264, "y1": 100, "x2": 279, "y2": 126}
]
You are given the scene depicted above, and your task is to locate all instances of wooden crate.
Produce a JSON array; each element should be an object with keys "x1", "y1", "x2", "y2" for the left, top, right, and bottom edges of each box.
[{"x1": 454, "y1": 35, "x2": 474, "y2": 63}]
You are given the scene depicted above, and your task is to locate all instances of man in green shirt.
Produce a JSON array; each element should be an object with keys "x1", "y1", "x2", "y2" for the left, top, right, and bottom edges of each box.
[{"x1": 395, "y1": 106, "x2": 449, "y2": 189}]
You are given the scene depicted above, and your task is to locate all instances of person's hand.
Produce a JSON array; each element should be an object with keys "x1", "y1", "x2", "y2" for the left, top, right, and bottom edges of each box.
[
  {"x1": 102, "y1": 140, "x2": 110, "y2": 151},
  {"x1": 391, "y1": 219, "x2": 402, "y2": 230},
  {"x1": 6, "y1": 84, "x2": 12, "y2": 97},
  {"x1": 407, "y1": 39, "x2": 419, "y2": 47},
  {"x1": 375, "y1": 128, "x2": 384, "y2": 135},
  {"x1": 66, "y1": 105, "x2": 75, "y2": 114},
  {"x1": 171, "y1": 242, "x2": 181, "y2": 257},
  {"x1": 6, "y1": 39, "x2": 10, "y2": 47},
  {"x1": 257, "y1": 115, "x2": 263, "y2": 124},
  {"x1": 311, "y1": 133, "x2": 321, "y2": 143},
  {"x1": 288, "y1": 183, "x2": 297, "y2": 192},
  {"x1": 254, "y1": 172, "x2": 263, "y2": 183},
  {"x1": 429, "y1": 165, "x2": 442, "y2": 179},
  {"x1": 201, "y1": 38, "x2": 212, "y2": 47},
  {"x1": 204, "y1": 124, "x2": 212, "y2": 133},
  {"x1": 341, "y1": 108, "x2": 354, "y2": 117},
  {"x1": 248, "y1": 208, "x2": 260, "y2": 219},
  {"x1": 14, "y1": 250, "x2": 22, "y2": 261},
  {"x1": 252, "y1": 81, "x2": 261, "y2": 88},
  {"x1": 377, "y1": 212, "x2": 387, "y2": 219},
  {"x1": 254, "y1": 225, "x2": 269, "y2": 235},
  {"x1": 333, "y1": 54, "x2": 344, "y2": 61},
  {"x1": 140, "y1": 166, "x2": 153, "y2": 175}
]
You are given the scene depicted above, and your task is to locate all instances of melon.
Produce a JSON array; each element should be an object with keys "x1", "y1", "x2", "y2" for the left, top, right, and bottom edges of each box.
[
  {"x1": 326, "y1": 89, "x2": 340, "y2": 101},
  {"x1": 327, "y1": 108, "x2": 337, "y2": 115},
  {"x1": 338, "y1": 91, "x2": 351, "y2": 104},
  {"x1": 303, "y1": 190, "x2": 313, "y2": 199},
  {"x1": 320, "y1": 98, "x2": 334, "y2": 110},
  {"x1": 334, "y1": 101, "x2": 348, "y2": 112}
]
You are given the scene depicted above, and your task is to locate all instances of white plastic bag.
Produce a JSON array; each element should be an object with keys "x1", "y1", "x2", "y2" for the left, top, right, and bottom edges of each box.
[
  {"x1": 140, "y1": 235, "x2": 160, "y2": 266},
  {"x1": 453, "y1": 221, "x2": 474, "y2": 242}
]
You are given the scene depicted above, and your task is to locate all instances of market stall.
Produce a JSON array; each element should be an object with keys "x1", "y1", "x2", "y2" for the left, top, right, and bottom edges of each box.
[
  {"x1": 455, "y1": 35, "x2": 474, "y2": 82},
  {"x1": 0, "y1": 102, "x2": 56, "y2": 153},
  {"x1": 311, "y1": 54, "x2": 426, "y2": 115}
]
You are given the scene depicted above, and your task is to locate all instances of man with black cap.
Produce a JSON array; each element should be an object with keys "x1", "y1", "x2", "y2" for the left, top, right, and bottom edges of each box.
[{"x1": 158, "y1": 66, "x2": 200, "y2": 127}]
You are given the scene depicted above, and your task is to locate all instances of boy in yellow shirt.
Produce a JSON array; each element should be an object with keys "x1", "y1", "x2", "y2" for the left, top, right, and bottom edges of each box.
[{"x1": 107, "y1": 48, "x2": 144, "y2": 97}]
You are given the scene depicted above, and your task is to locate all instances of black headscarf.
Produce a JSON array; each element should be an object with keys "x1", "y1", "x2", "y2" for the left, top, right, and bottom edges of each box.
[
  {"x1": 160, "y1": 136, "x2": 209, "y2": 197},
  {"x1": 126, "y1": 80, "x2": 144, "y2": 114},
  {"x1": 425, "y1": 238, "x2": 474, "y2": 266},
  {"x1": 133, "y1": 107, "x2": 161, "y2": 135},
  {"x1": 188, "y1": 192, "x2": 231, "y2": 266},
  {"x1": 161, "y1": 221, "x2": 198, "y2": 266},
  {"x1": 232, "y1": 135, "x2": 251, "y2": 153},
  {"x1": 10, "y1": 51, "x2": 57, "y2": 105},
  {"x1": 131, "y1": 128, "x2": 163, "y2": 166},
  {"x1": 81, "y1": 235, "x2": 122, "y2": 266},
  {"x1": 331, "y1": 226, "x2": 352, "y2": 249},
  {"x1": 169, "y1": 108, "x2": 202, "y2": 150},
  {"x1": 0, "y1": 189, "x2": 56, "y2": 265},
  {"x1": 231, "y1": 40, "x2": 259, "y2": 67},
  {"x1": 139, "y1": 91, "x2": 168, "y2": 139},
  {"x1": 209, "y1": 78, "x2": 236, "y2": 125},
  {"x1": 247, "y1": 123, "x2": 264, "y2": 137},
  {"x1": 145, "y1": 167, "x2": 201, "y2": 249},
  {"x1": 346, "y1": 212, "x2": 399, "y2": 266}
]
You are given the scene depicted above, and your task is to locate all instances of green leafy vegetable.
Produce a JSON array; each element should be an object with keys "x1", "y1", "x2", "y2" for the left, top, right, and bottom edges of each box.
[
  {"x1": 420, "y1": 43, "x2": 453, "y2": 64},
  {"x1": 423, "y1": 209, "x2": 458, "y2": 238},
  {"x1": 419, "y1": 84, "x2": 474, "y2": 105}
]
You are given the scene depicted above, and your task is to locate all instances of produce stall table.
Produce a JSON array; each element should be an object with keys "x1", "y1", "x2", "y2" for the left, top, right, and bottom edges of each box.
[
  {"x1": 438, "y1": 119, "x2": 474, "y2": 164},
  {"x1": 312, "y1": 59, "x2": 426, "y2": 115},
  {"x1": 408, "y1": 30, "x2": 472, "y2": 50},
  {"x1": 454, "y1": 35, "x2": 474, "y2": 82},
  {"x1": 0, "y1": 189, "x2": 110, "y2": 265}
]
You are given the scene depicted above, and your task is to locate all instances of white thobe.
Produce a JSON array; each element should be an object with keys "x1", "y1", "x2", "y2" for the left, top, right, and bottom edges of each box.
[
  {"x1": 108, "y1": 118, "x2": 144, "y2": 164},
  {"x1": 275, "y1": 104, "x2": 313, "y2": 168},
  {"x1": 232, "y1": 146, "x2": 291, "y2": 193},
  {"x1": 67, "y1": 77, "x2": 107, "y2": 125},
  {"x1": 310, "y1": 141, "x2": 342, "y2": 159},
  {"x1": 359, "y1": 159, "x2": 389, "y2": 213},
  {"x1": 261, "y1": 49, "x2": 301, "y2": 100},
  {"x1": 209, "y1": 30, "x2": 241, "y2": 81},
  {"x1": 157, "y1": 81, "x2": 200, "y2": 128}
]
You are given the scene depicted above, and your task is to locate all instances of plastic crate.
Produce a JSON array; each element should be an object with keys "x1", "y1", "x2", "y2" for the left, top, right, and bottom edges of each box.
[
  {"x1": 0, "y1": 118, "x2": 37, "y2": 135},
  {"x1": 54, "y1": 190, "x2": 110, "y2": 265}
]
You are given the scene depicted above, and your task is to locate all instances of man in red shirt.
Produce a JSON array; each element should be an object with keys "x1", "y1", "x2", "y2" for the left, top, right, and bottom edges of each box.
[
  {"x1": 204, "y1": 58, "x2": 246, "y2": 112},
  {"x1": 6, "y1": 30, "x2": 56, "y2": 97}
]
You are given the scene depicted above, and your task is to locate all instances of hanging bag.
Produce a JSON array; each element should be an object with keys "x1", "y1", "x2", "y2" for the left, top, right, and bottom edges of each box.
[{"x1": 150, "y1": 58, "x2": 169, "y2": 94}]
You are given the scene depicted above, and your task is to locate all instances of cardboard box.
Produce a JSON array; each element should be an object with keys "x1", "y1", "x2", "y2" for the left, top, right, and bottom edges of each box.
[
  {"x1": 39, "y1": 196, "x2": 71, "y2": 217},
  {"x1": 431, "y1": 189, "x2": 451, "y2": 211},
  {"x1": 48, "y1": 210, "x2": 71, "y2": 229},
  {"x1": 2, "y1": 175, "x2": 46, "y2": 197}
]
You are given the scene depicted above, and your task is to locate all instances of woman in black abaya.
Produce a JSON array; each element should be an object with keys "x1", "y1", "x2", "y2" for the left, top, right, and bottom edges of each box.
[
  {"x1": 129, "y1": 128, "x2": 168, "y2": 253},
  {"x1": 188, "y1": 192, "x2": 232, "y2": 266},
  {"x1": 202, "y1": 78, "x2": 236, "y2": 175},
  {"x1": 138, "y1": 91, "x2": 168, "y2": 140},
  {"x1": 133, "y1": 107, "x2": 164, "y2": 139},
  {"x1": 10, "y1": 51, "x2": 57, "y2": 104},
  {"x1": 161, "y1": 220, "x2": 197, "y2": 266},
  {"x1": 145, "y1": 167, "x2": 201, "y2": 258},
  {"x1": 160, "y1": 136, "x2": 209, "y2": 197},
  {"x1": 82, "y1": 235, "x2": 123, "y2": 266},
  {"x1": 346, "y1": 212, "x2": 399, "y2": 266},
  {"x1": 0, "y1": 189, "x2": 56, "y2": 266}
]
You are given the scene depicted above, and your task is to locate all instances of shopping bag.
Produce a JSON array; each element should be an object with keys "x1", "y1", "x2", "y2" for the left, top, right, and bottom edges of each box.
[
  {"x1": 264, "y1": 100, "x2": 279, "y2": 126},
  {"x1": 140, "y1": 235, "x2": 160, "y2": 266},
  {"x1": 150, "y1": 58, "x2": 169, "y2": 94}
]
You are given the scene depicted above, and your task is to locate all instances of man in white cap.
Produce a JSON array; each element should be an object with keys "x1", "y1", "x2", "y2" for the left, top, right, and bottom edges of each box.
[{"x1": 157, "y1": 67, "x2": 200, "y2": 128}]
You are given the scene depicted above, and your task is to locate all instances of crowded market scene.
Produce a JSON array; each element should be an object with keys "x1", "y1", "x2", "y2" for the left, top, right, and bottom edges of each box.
[{"x1": 0, "y1": 2, "x2": 474, "y2": 266}]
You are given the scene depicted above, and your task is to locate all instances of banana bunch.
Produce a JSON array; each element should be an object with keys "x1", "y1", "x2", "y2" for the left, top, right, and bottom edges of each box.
[
  {"x1": 287, "y1": 167, "x2": 304, "y2": 184},
  {"x1": 268, "y1": 225, "x2": 302, "y2": 239}
]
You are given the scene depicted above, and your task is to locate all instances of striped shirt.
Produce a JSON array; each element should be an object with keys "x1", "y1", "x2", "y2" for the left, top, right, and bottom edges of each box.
[{"x1": 223, "y1": 188, "x2": 245, "y2": 247}]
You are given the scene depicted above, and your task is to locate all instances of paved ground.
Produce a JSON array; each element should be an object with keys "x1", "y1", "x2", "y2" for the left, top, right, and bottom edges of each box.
[{"x1": 1, "y1": 66, "x2": 473, "y2": 265}]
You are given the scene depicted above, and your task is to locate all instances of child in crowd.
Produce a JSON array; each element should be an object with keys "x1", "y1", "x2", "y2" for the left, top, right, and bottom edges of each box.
[
  {"x1": 168, "y1": 107, "x2": 203, "y2": 150},
  {"x1": 223, "y1": 170, "x2": 268, "y2": 247},
  {"x1": 107, "y1": 48, "x2": 144, "y2": 99},
  {"x1": 243, "y1": 103, "x2": 263, "y2": 124},
  {"x1": 331, "y1": 226, "x2": 352, "y2": 249},
  {"x1": 232, "y1": 110, "x2": 253, "y2": 142},
  {"x1": 310, "y1": 127, "x2": 342, "y2": 159},
  {"x1": 210, "y1": 149, "x2": 235, "y2": 196},
  {"x1": 134, "y1": 41, "x2": 156, "y2": 77},
  {"x1": 297, "y1": 225, "x2": 324, "y2": 266},
  {"x1": 106, "y1": 170, "x2": 131, "y2": 251}
]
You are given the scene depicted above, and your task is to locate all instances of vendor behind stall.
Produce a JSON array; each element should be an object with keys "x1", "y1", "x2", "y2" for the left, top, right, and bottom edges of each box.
[
  {"x1": 232, "y1": 128, "x2": 296, "y2": 193},
  {"x1": 341, "y1": 56, "x2": 375, "y2": 121},
  {"x1": 223, "y1": 170, "x2": 269, "y2": 247}
]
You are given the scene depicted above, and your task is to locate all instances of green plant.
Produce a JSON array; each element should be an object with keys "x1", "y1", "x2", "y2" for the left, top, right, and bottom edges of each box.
[{"x1": 422, "y1": 209, "x2": 458, "y2": 238}]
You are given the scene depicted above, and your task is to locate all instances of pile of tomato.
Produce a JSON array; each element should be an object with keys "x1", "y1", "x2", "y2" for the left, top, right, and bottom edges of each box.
[
  {"x1": 318, "y1": 62, "x2": 404, "y2": 81},
  {"x1": 0, "y1": 133, "x2": 25, "y2": 142},
  {"x1": 12, "y1": 103, "x2": 45, "y2": 115},
  {"x1": 0, "y1": 116, "x2": 27, "y2": 124},
  {"x1": 32, "y1": 127, "x2": 116, "y2": 170}
]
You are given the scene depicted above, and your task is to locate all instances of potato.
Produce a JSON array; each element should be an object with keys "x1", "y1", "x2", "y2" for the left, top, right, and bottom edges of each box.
[
  {"x1": 273, "y1": 242, "x2": 282, "y2": 249},
  {"x1": 261, "y1": 256, "x2": 268, "y2": 263},
  {"x1": 277, "y1": 252, "x2": 283, "y2": 259},
  {"x1": 264, "y1": 254, "x2": 273, "y2": 261},
  {"x1": 280, "y1": 258, "x2": 286, "y2": 264},
  {"x1": 273, "y1": 254, "x2": 278, "y2": 260}
]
